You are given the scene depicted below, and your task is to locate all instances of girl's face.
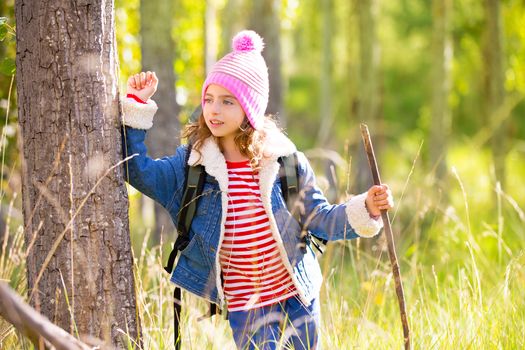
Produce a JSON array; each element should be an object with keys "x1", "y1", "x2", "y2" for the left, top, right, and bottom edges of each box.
[{"x1": 203, "y1": 84, "x2": 246, "y2": 141}]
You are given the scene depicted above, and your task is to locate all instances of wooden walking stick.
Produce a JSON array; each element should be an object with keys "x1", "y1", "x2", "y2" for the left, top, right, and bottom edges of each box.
[{"x1": 360, "y1": 124, "x2": 411, "y2": 350}]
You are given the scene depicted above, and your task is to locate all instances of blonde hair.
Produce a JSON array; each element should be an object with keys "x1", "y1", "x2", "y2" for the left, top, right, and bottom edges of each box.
[{"x1": 182, "y1": 114, "x2": 281, "y2": 170}]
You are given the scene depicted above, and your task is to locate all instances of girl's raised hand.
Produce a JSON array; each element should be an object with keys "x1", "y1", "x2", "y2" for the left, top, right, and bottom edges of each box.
[
  {"x1": 126, "y1": 71, "x2": 158, "y2": 102},
  {"x1": 365, "y1": 184, "x2": 394, "y2": 218}
]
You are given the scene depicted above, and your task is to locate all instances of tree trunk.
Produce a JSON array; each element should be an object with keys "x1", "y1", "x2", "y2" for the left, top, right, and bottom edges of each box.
[
  {"x1": 15, "y1": 1, "x2": 140, "y2": 347},
  {"x1": 205, "y1": 0, "x2": 218, "y2": 74},
  {"x1": 316, "y1": 0, "x2": 334, "y2": 146},
  {"x1": 484, "y1": 0, "x2": 507, "y2": 188},
  {"x1": 430, "y1": 0, "x2": 452, "y2": 186},
  {"x1": 220, "y1": 0, "x2": 243, "y2": 57},
  {"x1": 355, "y1": 0, "x2": 382, "y2": 192},
  {"x1": 249, "y1": 0, "x2": 284, "y2": 124},
  {"x1": 141, "y1": 0, "x2": 181, "y2": 244}
]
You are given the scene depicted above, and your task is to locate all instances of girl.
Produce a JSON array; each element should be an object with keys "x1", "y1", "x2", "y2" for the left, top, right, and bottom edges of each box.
[{"x1": 122, "y1": 30, "x2": 393, "y2": 350}]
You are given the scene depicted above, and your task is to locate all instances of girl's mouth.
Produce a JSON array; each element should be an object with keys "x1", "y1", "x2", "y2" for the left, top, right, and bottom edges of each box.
[{"x1": 209, "y1": 119, "x2": 224, "y2": 126}]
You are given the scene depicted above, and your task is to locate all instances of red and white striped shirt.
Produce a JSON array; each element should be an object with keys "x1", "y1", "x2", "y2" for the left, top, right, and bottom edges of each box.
[{"x1": 219, "y1": 160, "x2": 298, "y2": 312}]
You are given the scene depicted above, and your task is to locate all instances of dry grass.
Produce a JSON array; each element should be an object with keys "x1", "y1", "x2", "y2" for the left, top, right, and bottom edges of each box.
[{"x1": 1, "y1": 144, "x2": 524, "y2": 349}]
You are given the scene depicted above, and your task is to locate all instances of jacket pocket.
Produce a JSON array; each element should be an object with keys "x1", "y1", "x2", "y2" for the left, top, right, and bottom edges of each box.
[{"x1": 179, "y1": 235, "x2": 212, "y2": 270}]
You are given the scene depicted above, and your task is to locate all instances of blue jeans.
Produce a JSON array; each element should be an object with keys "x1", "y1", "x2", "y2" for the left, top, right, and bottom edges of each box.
[{"x1": 228, "y1": 296, "x2": 321, "y2": 350}]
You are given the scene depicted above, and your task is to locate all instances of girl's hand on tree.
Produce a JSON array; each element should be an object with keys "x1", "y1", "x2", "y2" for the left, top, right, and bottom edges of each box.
[
  {"x1": 365, "y1": 184, "x2": 394, "y2": 218},
  {"x1": 126, "y1": 71, "x2": 158, "y2": 102}
]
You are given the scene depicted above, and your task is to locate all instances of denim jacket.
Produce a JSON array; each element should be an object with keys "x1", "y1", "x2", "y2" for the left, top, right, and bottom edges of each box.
[{"x1": 122, "y1": 97, "x2": 383, "y2": 307}]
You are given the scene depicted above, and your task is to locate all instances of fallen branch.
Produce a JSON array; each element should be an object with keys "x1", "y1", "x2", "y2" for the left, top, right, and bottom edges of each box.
[
  {"x1": 0, "y1": 282, "x2": 102, "y2": 350},
  {"x1": 360, "y1": 124, "x2": 411, "y2": 350}
]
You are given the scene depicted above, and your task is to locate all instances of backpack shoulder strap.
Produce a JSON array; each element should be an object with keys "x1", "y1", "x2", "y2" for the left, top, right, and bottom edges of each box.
[
  {"x1": 177, "y1": 163, "x2": 206, "y2": 240},
  {"x1": 278, "y1": 152, "x2": 327, "y2": 254},
  {"x1": 278, "y1": 153, "x2": 300, "y2": 223},
  {"x1": 164, "y1": 144, "x2": 206, "y2": 274}
]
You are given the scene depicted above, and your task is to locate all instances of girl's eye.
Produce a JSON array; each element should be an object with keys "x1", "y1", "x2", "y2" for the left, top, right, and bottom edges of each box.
[
  {"x1": 204, "y1": 98, "x2": 213, "y2": 104},
  {"x1": 223, "y1": 99, "x2": 233, "y2": 105}
]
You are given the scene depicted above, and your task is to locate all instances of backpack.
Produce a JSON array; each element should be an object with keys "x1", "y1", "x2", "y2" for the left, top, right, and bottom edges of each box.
[{"x1": 163, "y1": 146, "x2": 326, "y2": 349}]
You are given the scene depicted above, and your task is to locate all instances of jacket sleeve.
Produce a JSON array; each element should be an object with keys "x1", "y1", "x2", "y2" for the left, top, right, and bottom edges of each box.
[
  {"x1": 121, "y1": 97, "x2": 185, "y2": 209},
  {"x1": 296, "y1": 152, "x2": 383, "y2": 241}
]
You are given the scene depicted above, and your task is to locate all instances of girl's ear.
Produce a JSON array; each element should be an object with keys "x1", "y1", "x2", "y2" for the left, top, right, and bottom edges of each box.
[
  {"x1": 239, "y1": 118, "x2": 251, "y2": 133},
  {"x1": 198, "y1": 113, "x2": 207, "y2": 127}
]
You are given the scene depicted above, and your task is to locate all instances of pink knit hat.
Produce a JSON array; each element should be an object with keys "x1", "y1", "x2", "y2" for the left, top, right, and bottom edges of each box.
[{"x1": 202, "y1": 30, "x2": 269, "y2": 130}]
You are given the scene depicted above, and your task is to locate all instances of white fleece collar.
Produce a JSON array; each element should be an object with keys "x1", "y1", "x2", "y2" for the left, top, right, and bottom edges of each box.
[{"x1": 187, "y1": 130, "x2": 297, "y2": 169}]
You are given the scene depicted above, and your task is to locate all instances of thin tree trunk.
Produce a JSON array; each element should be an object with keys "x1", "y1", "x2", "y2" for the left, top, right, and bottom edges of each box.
[
  {"x1": 430, "y1": 0, "x2": 452, "y2": 186},
  {"x1": 316, "y1": 0, "x2": 334, "y2": 146},
  {"x1": 205, "y1": 0, "x2": 218, "y2": 74},
  {"x1": 249, "y1": 0, "x2": 284, "y2": 124},
  {"x1": 141, "y1": 0, "x2": 181, "y2": 244},
  {"x1": 15, "y1": 1, "x2": 140, "y2": 347},
  {"x1": 355, "y1": 0, "x2": 382, "y2": 192},
  {"x1": 484, "y1": 0, "x2": 507, "y2": 188},
  {"x1": 220, "y1": 0, "x2": 243, "y2": 57}
]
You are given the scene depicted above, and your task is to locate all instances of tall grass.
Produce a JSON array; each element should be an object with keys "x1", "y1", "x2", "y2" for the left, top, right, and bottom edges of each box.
[
  {"x1": 1, "y1": 142, "x2": 524, "y2": 349},
  {"x1": 127, "y1": 142, "x2": 525, "y2": 349},
  {"x1": 0, "y1": 214, "x2": 29, "y2": 348}
]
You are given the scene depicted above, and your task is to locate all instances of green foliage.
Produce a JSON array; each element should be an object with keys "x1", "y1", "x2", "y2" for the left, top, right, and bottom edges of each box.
[
  {"x1": 286, "y1": 75, "x2": 321, "y2": 150},
  {"x1": 0, "y1": 26, "x2": 8, "y2": 42},
  {"x1": 0, "y1": 12, "x2": 20, "y2": 203},
  {"x1": 0, "y1": 58, "x2": 15, "y2": 76},
  {"x1": 115, "y1": 0, "x2": 141, "y2": 91},
  {"x1": 504, "y1": 1, "x2": 525, "y2": 94},
  {"x1": 173, "y1": 0, "x2": 206, "y2": 117}
]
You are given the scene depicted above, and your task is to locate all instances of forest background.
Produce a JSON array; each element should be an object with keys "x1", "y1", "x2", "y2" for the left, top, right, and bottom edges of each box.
[{"x1": 1, "y1": 0, "x2": 524, "y2": 348}]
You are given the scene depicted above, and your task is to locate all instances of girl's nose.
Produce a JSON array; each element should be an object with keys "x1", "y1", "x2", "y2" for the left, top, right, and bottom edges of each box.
[{"x1": 211, "y1": 100, "x2": 221, "y2": 114}]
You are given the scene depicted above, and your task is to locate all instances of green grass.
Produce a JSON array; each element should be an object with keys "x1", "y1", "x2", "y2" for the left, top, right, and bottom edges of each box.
[{"x1": 1, "y1": 142, "x2": 524, "y2": 349}]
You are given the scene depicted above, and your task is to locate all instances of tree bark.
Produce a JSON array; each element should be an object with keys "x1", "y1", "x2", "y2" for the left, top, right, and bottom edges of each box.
[
  {"x1": 249, "y1": 0, "x2": 284, "y2": 124},
  {"x1": 141, "y1": 0, "x2": 181, "y2": 244},
  {"x1": 15, "y1": 1, "x2": 140, "y2": 347},
  {"x1": 430, "y1": 0, "x2": 452, "y2": 186}
]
